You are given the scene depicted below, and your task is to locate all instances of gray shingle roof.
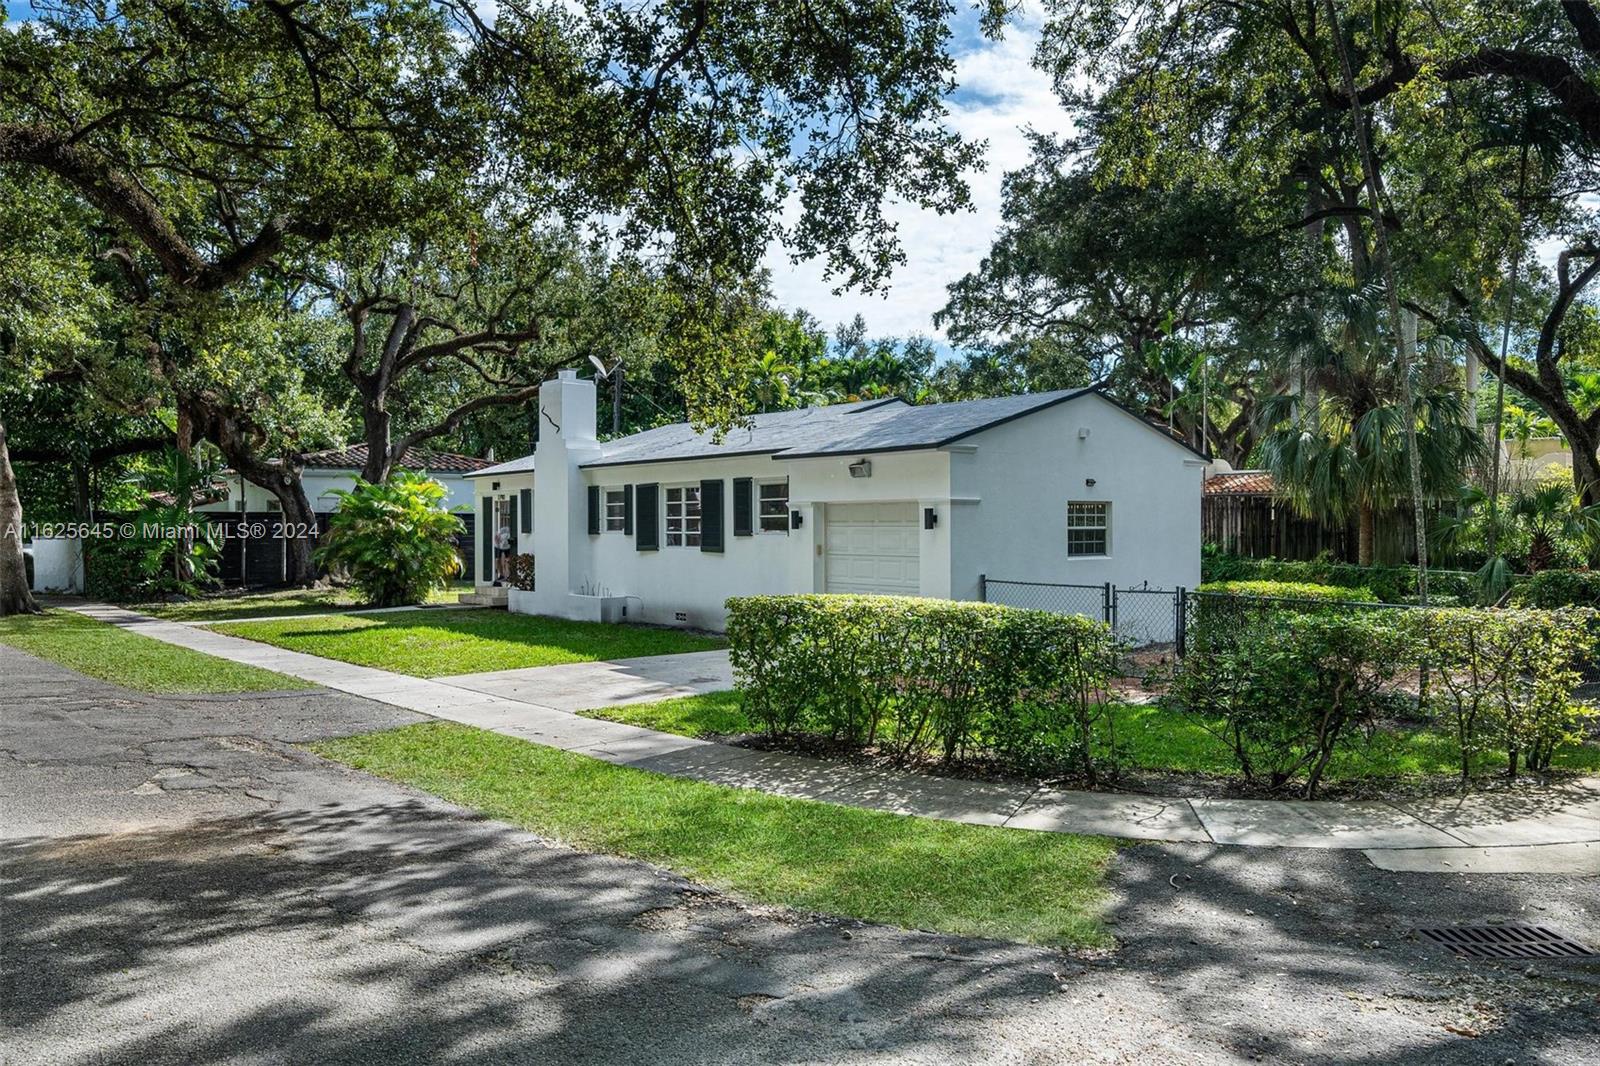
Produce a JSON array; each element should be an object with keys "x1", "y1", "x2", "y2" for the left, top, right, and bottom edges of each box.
[
  {"x1": 464, "y1": 454, "x2": 536, "y2": 479},
  {"x1": 464, "y1": 386, "x2": 1204, "y2": 476},
  {"x1": 584, "y1": 389, "x2": 1097, "y2": 468}
]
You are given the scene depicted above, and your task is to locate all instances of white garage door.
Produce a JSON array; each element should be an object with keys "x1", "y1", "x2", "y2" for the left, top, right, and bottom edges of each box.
[{"x1": 824, "y1": 503, "x2": 920, "y2": 595}]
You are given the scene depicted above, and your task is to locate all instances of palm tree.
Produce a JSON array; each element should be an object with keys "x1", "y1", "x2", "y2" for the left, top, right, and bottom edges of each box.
[
  {"x1": 749, "y1": 350, "x2": 800, "y2": 412},
  {"x1": 1512, "y1": 483, "x2": 1600, "y2": 572},
  {"x1": 1258, "y1": 286, "x2": 1486, "y2": 566}
]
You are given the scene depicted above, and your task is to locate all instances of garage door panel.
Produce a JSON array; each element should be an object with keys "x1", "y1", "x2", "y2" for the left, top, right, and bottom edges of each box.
[{"x1": 824, "y1": 503, "x2": 920, "y2": 595}]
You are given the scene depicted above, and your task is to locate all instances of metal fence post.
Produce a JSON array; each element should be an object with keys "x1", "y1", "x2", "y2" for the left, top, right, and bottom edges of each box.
[
  {"x1": 1175, "y1": 586, "x2": 1187, "y2": 658},
  {"x1": 1103, "y1": 582, "x2": 1114, "y2": 627},
  {"x1": 979, "y1": 573, "x2": 987, "y2": 603}
]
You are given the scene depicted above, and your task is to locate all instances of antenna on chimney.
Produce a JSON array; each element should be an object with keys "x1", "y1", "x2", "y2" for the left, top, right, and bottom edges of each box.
[{"x1": 588, "y1": 355, "x2": 624, "y2": 436}]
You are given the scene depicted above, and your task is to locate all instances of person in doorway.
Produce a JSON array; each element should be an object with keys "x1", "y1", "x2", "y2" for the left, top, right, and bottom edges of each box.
[{"x1": 493, "y1": 523, "x2": 512, "y2": 585}]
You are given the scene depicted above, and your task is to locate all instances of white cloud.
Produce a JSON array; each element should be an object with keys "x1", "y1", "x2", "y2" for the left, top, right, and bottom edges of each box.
[{"x1": 763, "y1": 7, "x2": 1068, "y2": 342}]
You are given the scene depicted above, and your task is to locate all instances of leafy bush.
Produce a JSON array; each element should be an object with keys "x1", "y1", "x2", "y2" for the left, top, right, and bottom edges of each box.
[
  {"x1": 726, "y1": 594, "x2": 1122, "y2": 782},
  {"x1": 1508, "y1": 569, "x2": 1600, "y2": 609},
  {"x1": 90, "y1": 447, "x2": 226, "y2": 601},
  {"x1": 316, "y1": 473, "x2": 463, "y2": 607},
  {"x1": 1404, "y1": 608, "x2": 1598, "y2": 778},
  {"x1": 1170, "y1": 611, "x2": 1406, "y2": 797}
]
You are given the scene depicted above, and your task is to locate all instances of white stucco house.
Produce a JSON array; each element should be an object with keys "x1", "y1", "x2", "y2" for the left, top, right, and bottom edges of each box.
[
  {"x1": 195, "y1": 444, "x2": 491, "y2": 585},
  {"x1": 465, "y1": 370, "x2": 1206, "y2": 632}
]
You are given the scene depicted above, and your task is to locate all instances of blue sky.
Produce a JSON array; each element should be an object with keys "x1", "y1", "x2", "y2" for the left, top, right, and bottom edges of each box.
[
  {"x1": 765, "y1": 5, "x2": 1065, "y2": 343},
  {"x1": 3, "y1": 2, "x2": 1063, "y2": 344}
]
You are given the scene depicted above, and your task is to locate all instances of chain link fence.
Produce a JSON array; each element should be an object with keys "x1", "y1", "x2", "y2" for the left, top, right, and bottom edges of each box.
[
  {"x1": 980, "y1": 578, "x2": 1426, "y2": 653},
  {"x1": 980, "y1": 577, "x2": 1183, "y2": 649}
]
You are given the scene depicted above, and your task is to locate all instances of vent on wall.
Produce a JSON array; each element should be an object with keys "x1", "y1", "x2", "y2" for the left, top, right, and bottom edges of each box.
[{"x1": 674, "y1": 611, "x2": 689, "y2": 624}]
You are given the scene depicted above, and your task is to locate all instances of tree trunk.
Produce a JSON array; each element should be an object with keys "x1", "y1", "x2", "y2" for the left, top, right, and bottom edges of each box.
[
  {"x1": 359, "y1": 401, "x2": 395, "y2": 484},
  {"x1": 253, "y1": 464, "x2": 317, "y2": 588},
  {"x1": 1357, "y1": 501, "x2": 1376, "y2": 567},
  {"x1": 1324, "y1": 0, "x2": 1432, "y2": 602},
  {"x1": 0, "y1": 416, "x2": 41, "y2": 616}
]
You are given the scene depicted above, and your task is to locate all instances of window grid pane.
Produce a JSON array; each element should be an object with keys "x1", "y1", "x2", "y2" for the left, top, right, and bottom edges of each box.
[
  {"x1": 1066, "y1": 502, "x2": 1108, "y2": 556},
  {"x1": 666, "y1": 486, "x2": 701, "y2": 547},
  {"x1": 757, "y1": 481, "x2": 789, "y2": 532},
  {"x1": 604, "y1": 489, "x2": 626, "y2": 532}
]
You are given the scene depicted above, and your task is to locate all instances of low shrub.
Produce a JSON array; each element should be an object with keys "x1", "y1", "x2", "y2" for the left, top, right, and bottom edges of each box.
[
  {"x1": 1170, "y1": 611, "x2": 1406, "y2": 797},
  {"x1": 1508, "y1": 569, "x2": 1600, "y2": 609},
  {"x1": 725, "y1": 594, "x2": 1122, "y2": 782},
  {"x1": 316, "y1": 473, "x2": 463, "y2": 607},
  {"x1": 1404, "y1": 608, "x2": 1598, "y2": 778}
]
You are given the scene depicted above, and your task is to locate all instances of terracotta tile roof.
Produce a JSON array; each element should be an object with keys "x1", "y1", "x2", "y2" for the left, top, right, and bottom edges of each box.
[
  {"x1": 299, "y1": 444, "x2": 493, "y2": 474},
  {"x1": 1203, "y1": 470, "x2": 1276, "y2": 496}
]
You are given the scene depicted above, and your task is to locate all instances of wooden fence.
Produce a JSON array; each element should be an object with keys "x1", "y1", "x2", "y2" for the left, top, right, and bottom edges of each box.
[{"x1": 1202, "y1": 495, "x2": 1437, "y2": 565}]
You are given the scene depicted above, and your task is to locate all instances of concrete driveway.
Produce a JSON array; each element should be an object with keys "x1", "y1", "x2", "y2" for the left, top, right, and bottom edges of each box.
[{"x1": 3, "y1": 644, "x2": 1598, "y2": 1065}]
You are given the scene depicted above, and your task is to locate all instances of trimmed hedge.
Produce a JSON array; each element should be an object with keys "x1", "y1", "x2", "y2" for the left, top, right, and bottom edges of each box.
[
  {"x1": 1170, "y1": 603, "x2": 1598, "y2": 795},
  {"x1": 1198, "y1": 580, "x2": 1374, "y2": 602},
  {"x1": 1402, "y1": 608, "x2": 1598, "y2": 778},
  {"x1": 726, "y1": 594, "x2": 1122, "y2": 781},
  {"x1": 1201, "y1": 550, "x2": 1478, "y2": 603},
  {"x1": 1508, "y1": 569, "x2": 1600, "y2": 609}
]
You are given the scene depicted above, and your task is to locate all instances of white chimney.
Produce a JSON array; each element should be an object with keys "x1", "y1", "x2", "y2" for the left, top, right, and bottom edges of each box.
[{"x1": 532, "y1": 369, "x2": 599, "y2": 617}]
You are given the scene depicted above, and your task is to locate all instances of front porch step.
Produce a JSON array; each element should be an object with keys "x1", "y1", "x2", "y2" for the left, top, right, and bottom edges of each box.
[{"x1": 458, "y1": 586, "x2": 510, "y2": 608}]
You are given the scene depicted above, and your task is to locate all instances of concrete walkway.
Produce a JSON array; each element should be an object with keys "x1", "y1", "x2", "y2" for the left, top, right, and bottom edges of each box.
[{"x1": 69, "y1": 602, "x2": 1600, "y2": 872}]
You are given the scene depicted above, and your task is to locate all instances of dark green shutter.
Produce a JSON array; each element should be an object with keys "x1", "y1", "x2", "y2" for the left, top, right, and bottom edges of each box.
[
  {"x1": 587, "y1": 485, "x2": 600, "y2": 535},
  {"x1": 623, "y1": 484, "x2": 634, "y2": 536},
  {"x1": 635, "y1": 484, "x2": 659, "y2": 550},
  {"x1": 732, "y1": 477, "x2": 753, "y2": 537},
  {"x1": 519, "y1": 489, "x2": 532, "y2": 533},
  {"x1": 700, "y1": 479, "x2": 724, "y2": 553},
  {"x1": 480, "y1": 496, "x2": 492, "y2": 577}
]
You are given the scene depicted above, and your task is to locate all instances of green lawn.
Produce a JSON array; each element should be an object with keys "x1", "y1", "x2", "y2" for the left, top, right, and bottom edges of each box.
[
  {"x1": 585, "y1": 691, "x2": 1600, "y2": 784},
  {"x1": 0, "y1": 610, "x2": 305, "y2": 693},
  {"x1": 312, "y1": 722, "x2": 1114, "y2": 947},
  {"x1": 125, "y1": 583, "x2": 469, "y2": 623},
  {"x1": 215, "y1": 609, "x2": 724, "y2": 677},
  {"x1": 580, "y1": 689, "x2": 751, "y2": 736}
]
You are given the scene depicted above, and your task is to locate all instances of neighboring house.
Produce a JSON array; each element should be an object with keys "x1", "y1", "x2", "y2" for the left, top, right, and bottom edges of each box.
[
  {"x1": 196, "y1": 444, "x2": 492, "y2": 585},
  {"x1": 466, "y1": 370, "x2": 1206, "y2": 630}
]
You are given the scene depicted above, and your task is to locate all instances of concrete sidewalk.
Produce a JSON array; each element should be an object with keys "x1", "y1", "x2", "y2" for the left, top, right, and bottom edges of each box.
[{"x1": 68, "y1": 602, "x2": 1600, "y2": 871}]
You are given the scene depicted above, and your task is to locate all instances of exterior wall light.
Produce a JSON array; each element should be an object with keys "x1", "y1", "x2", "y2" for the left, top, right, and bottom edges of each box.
[
  {"x1": 848, "y1": 459, "x2": 872, "y2": 478},
  {"x1": 790, "y1": 509, "x2": 804, "y2": 529},
  {"x1": 924, "y1": 507, "x2": 938, "y2": 530}
]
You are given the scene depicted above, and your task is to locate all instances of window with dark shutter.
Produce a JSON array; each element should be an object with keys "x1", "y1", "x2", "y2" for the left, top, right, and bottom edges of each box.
[
  {"x1": 732, "y1": 477, "x2": 753, "y2": 537},
  {"x1": 587, "y1": 485, "x2": 601, "y2": 535},
  {"x1": 635, "y1": 484, "x2": 659, "y2": 550},
  {"x1": 519, "y1": 489, "x2": 532, "y2": 533},
  {"x1": 700, "y1": 478, "x2": 725, "y2": 553}
]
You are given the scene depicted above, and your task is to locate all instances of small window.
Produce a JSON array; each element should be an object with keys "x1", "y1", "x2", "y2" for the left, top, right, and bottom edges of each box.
[
  {"x1": 757, "y1": 480, "x2": 789, "y2": 533},
  {"x1": 665, "y1": 485, "x2": 701, "y2": 547},
  {"x1": 1067, "y1": 501, "x2": 1109, "y2": 557},
  {"x1": 603, "y1": 488, "x2": 627, "y2": 532}
]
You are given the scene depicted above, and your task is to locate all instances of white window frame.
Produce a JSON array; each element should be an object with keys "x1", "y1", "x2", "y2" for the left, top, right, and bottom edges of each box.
[
  {"x1": 603, "y1": 487, "x2": 627, "y2": 532},
  {"x1": 1066, "y1": 501, "x2": 1110, "y2": 558},
  {"x1": 757, "y1": 479, "x2": 790, "y2": 534},
  {"x1": 664, "y1": 484, "x2": 702, "y2": 548}
]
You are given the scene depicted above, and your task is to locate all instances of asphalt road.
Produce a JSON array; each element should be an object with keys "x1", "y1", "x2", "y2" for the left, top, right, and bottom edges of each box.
[{"x1": 2, "y1": 644, "x2": 1597, "y2": 1065}]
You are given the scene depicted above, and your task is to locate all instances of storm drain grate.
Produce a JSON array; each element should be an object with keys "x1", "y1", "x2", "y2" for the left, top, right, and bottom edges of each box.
[{"x1": 1416, "y1": 925, "x2": 1595, "y2": 960}]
